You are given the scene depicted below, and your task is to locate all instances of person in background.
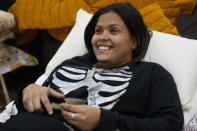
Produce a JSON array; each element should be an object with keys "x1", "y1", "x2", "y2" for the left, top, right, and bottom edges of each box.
[{"x1": 0, "y1": 2, "x2": 184, "y2": 131}]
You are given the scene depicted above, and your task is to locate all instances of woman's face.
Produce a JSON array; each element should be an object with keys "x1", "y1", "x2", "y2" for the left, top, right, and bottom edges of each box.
[{"x1": 91, "y1": 12, "x2": 136, "y2": 67}]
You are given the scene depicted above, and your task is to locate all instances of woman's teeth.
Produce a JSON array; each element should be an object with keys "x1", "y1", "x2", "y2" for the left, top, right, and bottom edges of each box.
[{"x1": 99, "y1": 46, "x2": 109, "y2": 50}]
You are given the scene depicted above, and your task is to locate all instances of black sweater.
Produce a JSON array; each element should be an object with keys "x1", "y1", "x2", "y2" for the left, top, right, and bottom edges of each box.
[
  {"x1": 15, "y1": 54, "x2": 184, "y2": 131},
  {"x1": 93, "y1": 59, "x2": 184, "y2": 131}
]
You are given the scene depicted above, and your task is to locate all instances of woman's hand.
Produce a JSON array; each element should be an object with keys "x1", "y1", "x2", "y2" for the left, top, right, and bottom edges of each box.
[
  {"x1": 60, "y1": 103, "x2": 101, "y2": 131},
  {"x1": 22, "y1": 84, "x2": 64, "y2": 115}
]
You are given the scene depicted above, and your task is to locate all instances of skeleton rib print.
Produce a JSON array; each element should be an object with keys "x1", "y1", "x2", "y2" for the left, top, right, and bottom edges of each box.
[{"x1": 51, "y1": 65, "x2": 133, "y2": 110}]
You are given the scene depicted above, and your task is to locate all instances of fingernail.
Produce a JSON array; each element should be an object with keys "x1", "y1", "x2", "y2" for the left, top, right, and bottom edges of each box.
[
  {"x1": 60, "y1": 103, "x2": 65, "y2": 106},
  {"x1": 49, "y1": 111, "x2": 53, "y2": 115}
]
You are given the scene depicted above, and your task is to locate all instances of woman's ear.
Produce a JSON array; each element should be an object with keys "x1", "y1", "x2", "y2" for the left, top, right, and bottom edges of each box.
[{"x1": 131, "y1": 39, "x2": 137, "y2": 50}]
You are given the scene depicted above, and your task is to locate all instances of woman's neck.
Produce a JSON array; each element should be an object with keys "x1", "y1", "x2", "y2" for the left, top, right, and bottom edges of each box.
[{"x1": 93, "y1": 61, "x2": 131, "y2": 69}]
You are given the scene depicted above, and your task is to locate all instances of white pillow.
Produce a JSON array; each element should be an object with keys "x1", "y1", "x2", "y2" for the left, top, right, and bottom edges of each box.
[
  {"x1": 36, "y1": 9, "x2": 90, "y2": 85},
  {"x1": 143, "y1": 31, "x2": 197, "y2": 106},
  {"x1": 42, "y1": 9, "x2": 197, "y2": 108},
  {"x1": 45, "y1": 9, "x2": 90, "y2": 76}
]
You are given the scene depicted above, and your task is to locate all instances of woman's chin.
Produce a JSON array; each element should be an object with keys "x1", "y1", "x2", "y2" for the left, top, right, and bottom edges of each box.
[{"x1": 96, "y1": 57, "x2": 110, "y2": 63}]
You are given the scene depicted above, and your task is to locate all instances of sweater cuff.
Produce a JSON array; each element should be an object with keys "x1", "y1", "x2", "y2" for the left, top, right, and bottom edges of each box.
[
  {"x1": 93, "y1": 109, "x2": 118, "y2": 131},
  {"x1": 15, "y1": 84, "x2": 30, "y2": 113}
]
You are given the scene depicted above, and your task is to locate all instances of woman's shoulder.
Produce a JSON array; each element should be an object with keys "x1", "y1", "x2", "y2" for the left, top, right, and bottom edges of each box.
[
  {"x1": 132, "y1": 61, "x2": 172, "y2": 76},
  {"x1": 137, "y1": 61, "x2": 163, "y2": 67},
  {"x1": 135, "y1": 61, "x2": 165, "y2": 69}
]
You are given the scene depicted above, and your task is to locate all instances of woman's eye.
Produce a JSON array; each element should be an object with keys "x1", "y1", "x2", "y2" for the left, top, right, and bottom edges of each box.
[
  {"x1": 110, "y1": 29, "x2": 118, "y2": 33},
  {"x1": 95, "y1": 29, "x2": 102, "y2": 34}
]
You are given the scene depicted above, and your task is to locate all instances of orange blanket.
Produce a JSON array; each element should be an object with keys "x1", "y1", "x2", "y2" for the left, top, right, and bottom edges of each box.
[{"x1": 9, "y1": 0, "x2": 197, "y2": 45}]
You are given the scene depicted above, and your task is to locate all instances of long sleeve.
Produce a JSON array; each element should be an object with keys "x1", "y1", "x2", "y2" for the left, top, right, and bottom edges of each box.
[{"x1": 94, "y1": 62, "x2": 184, "y2": 131}]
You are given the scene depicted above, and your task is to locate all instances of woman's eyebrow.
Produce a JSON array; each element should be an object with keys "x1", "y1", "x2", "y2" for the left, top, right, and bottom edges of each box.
[
  {"x1": 95, "y1": 25, "x2": 103, "y2": 28},
  {"x1": 110, "y1": 24, "x2": 121, "y2": 27},
  {"x1": 95, "y1": 24, "x2": 121, "y2": 28}
]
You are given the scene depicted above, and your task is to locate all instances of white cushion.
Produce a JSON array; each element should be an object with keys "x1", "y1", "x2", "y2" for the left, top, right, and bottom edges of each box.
[
  {"x1": 45, "y1": 9, "x2": 90, "y2": 76},
  {"x1": 38, "y1": 9, "x2": 197, "y2": 121},
  {"x1": 143, "y1": 31, "x2": 197, "y2": 106}
]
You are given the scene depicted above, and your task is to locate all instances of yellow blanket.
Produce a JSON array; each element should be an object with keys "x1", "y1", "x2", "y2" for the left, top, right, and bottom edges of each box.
[{"x1": 9, "y1": 0, "x2": 197, "y2": 45}]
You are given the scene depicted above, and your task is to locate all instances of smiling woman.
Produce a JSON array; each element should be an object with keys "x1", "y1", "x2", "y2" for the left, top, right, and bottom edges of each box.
[
  {"x1": 0, "y1": 3, "x2": 183, "y2": 131},
  {"x1": 91, "y1": 12, "x2": 136, "y2": 67}
]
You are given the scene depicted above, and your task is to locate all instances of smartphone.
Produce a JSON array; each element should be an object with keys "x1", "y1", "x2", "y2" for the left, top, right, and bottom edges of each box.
[{"x1": 50, "y1": 97, "x2": 87, "y2": 110}]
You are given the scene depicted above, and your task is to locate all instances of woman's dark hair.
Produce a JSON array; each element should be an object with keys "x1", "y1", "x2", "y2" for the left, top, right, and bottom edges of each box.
[{"x1": 84, "y1": 2, "x2": 151, "y2": 63}]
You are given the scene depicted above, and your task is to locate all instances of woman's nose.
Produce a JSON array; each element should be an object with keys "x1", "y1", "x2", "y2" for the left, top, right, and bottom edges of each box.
[{"x1": 99, "y1": 30, "x2": 109, "y2": 41}]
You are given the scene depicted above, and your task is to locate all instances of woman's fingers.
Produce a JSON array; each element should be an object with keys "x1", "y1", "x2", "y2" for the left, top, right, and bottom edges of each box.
[
  {"x1": 60, "y1": 103, "x2": 81, "y2": 113},
  {"x1": 32, "y1": 96, "x2": 43, "y2": 113},
  {"x1": 22, "y1": 84, "x2": 50, "y2": 114},
  {"x1": 60, "y1": 103, "x2": 83, "y2": 123},
  {"x1": 61, "y1": 110, "x2": 77, "y2": 121},
  {"x1": 40, "y1": 95, "x2": 53, "y2": 115},
  {"x1": 40, "y1": 87, "x2": 64, "y2": 115},
  {"x1": 22, "y1": 84, "x2": 64, "y2": 115},
  {"x1": 23, "y1": 97, "x2": 34, "y2": 112},
  {"x1": 60, "y1": 104, "x2": 101, "y2": 131},
  {"x1": 48, "y1": 88, "x2": 64, "y2": 99},
  {"x1": 61, "y1": 110, "x2": 79, "y2": 128},
  {"x1": 23, "y1": 92, "x2": 43, "y2": 113}
]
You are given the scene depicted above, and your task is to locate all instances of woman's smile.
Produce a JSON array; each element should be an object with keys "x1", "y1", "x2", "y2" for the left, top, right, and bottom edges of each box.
[{"x1": 97, "y1": 45, "x2": 112, "y2": 54}]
